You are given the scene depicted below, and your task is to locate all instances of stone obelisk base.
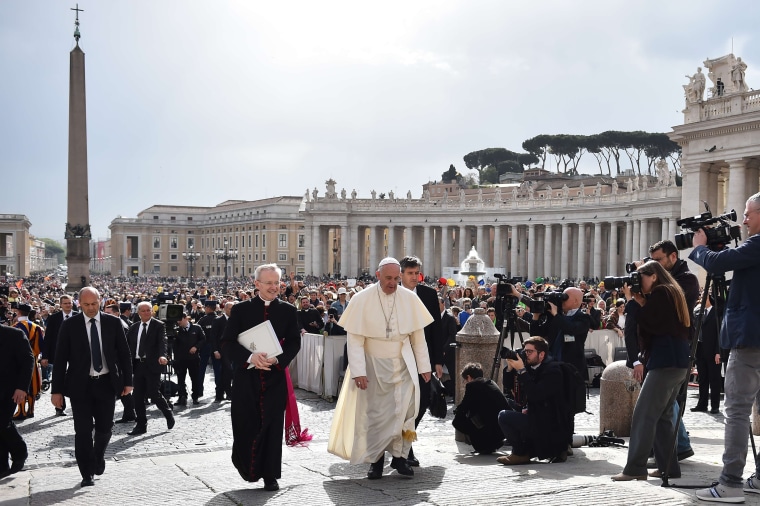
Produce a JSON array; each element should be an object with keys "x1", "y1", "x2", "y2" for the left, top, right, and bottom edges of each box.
[{"x1": 66, "y1": 237, "x2": 90, "y2": 291}]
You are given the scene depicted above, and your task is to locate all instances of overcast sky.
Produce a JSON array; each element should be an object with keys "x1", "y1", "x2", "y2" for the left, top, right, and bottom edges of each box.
[{"x1": 2, "y1": 1, "x2": 757, "y2": 241}]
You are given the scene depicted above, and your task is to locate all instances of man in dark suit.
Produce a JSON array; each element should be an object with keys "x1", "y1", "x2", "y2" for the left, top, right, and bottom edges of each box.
[
  {"x1": 210, "y1": 301, "x2": 235, "y2": 402},
  {"x1": 52, "y1": 287, "x2": 133, "y2": 487},
  {"x1": 399, "y1": 255, "x2": 443, "y2": 467},
  {"x1": 692, "y1": 296, "x2": 722, "y2": 414},
  {"x1": 126, "y1": 302, "x2": 175, "y2": 435},
  {"x1": 41, "y1": 295, "x2": 77, "y2": 416},
  {"x1": 173, "y1": 312, "x2": 205, "y2": 406},
  {"x1": 0, "y1": 325, "x2": 34, "y2": 478},
  {"x1": 439, "y1": 296, "x2": 459, "y2": 397},
  {"x1": 221, "y1": 264, "x2": 301, "y2": 492}
]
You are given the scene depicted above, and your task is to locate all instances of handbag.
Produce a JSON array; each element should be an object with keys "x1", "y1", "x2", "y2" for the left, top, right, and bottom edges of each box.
[{"x1": 428, "y1": 375, "x2": 448, "y2": 419}]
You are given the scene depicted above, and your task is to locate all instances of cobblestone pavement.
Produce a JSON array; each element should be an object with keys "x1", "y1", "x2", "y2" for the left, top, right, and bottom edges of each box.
[{"x1": 2, "y1": 369, "x2": 759, "y2": 505}]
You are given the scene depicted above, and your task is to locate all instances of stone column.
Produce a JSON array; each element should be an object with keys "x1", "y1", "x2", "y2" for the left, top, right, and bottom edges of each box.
[
  {"x1": 639, "y1": 218, "x2": 650, "y2": 257},
  {"x1": 660, "y1": 218, "x2": 669, "y2": 242},
  {"x1": 632, "y1": 220, "x2": 641, "y2": 260},
  {"x1": 423, "y1": 225, "x2": 432, "y2": 272},
  {"x1": 727, "y1": 159, "x2": 748, "y2": 239},
  {"x1": 668, "y1": 218, "x2": 678, "y2": 242},
  {"x1": 349, "y1": 224, "x2": 359, "y2": 277},
  {"x1": 405, "y1": 226, "x2": 415, "y2": 257},
  {"x1": 510, "y1": 225, "x2": 519, "y2": 278},
  {"x1": 593, "y1": 222, "x2": 603, "y2": 280},
  {"x1": 387, "y1": 225, "x2": 395, "y2": 260},
  {"x1": 341, "y1": 224, "x2": 350, "y2": 276},
  {"x1": 527, "y1": 224, "x2": 536, "y2": 281},
  {"x1": 609, "y1": 222, "x2": 618, "y2": 275},
  {"x1": 312, "y1": 224, "x2": 321, "y2": 276},
  {"x1": 476, "y1": 225, "x2": 485, "y2": 264},
  {"x1": 543, "y1": 224, "x2": 553, "y2": 278},
  {"x1": 576, "y1": 223, "x2": 586, "y2": 280},
  {"x1": 441, "y1": 225, "x2": 451, "y2": 271},
  {"x1": 493, "y1": 225, "x2": 502, "y2": 270},
  {"x1": 560, "y1": 223, "x2": 570, "y2": 280},
  {"x1": 459, "y1": 225, "x2": 468, "y2": 264},
  {"x1": 625, "y1": 220, "x2": 633, "y2": 263},
  {"x1": 368, "y1": 226, "x2": 379, "y2": 273}
]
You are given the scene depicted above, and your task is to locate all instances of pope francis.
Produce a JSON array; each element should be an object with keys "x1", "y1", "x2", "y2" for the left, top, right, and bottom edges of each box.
[{"x1": 328, "y1": 257, "x2": 433, "y2": 479}]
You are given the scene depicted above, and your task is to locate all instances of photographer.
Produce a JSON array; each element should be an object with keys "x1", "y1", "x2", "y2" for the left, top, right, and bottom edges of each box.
[
  {"x1": 496, "y1": 337, "x2": 569, "y2": 465},
  {"x1": 689, "y1": 192, "x2": 760, "y2": 502},
  {"x1": 452, "y1": 362, "x2": 509, "y2": 455}
]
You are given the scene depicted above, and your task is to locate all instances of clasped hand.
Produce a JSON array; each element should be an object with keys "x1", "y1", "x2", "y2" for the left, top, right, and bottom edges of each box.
[{"x1": 250, "y1": 351, "x2": 277, "y2": 370}]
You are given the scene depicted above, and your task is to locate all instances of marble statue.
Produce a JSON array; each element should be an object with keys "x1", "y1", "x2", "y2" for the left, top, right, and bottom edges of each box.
[
  {"x1": 561, "y1": 184, "x2": 569, "y2": 198},
  {"x1": 732, "y1": 57, "x2": 748, "y2": 93},
  {"x1": 407, "y1": 190, "x2": 412, "y2": 200},
  {"x1": 684, "y1": 67, "x2": 706, "y2": 103},
  {"x1": 460, "y1": 189, "x2": 466, "y2": 202},
  {"x1": 423, "y1": 189, "x2": 430, "y2": 201},
  {"x1": 389, "y1": 190, "x2": 394, "y2": 200},
  {"x1": 633, "y1": 175, "x2": 640, "y2": 191},
  {"x1": 527, "y1": 182, "x2": 535, "y2": 200},
  {"x1": 351, "y1": 189, "x2": 357, "y2": 199},
  {"x1": 626, "y1": 178, "x2": 632, "y2": 193},
  {"x1": 442, "y1": 189, "x2": 448, "y2": 201},
  {"x1": 578, "y1": 183, "x2": 584, "y2": 197},
  {"x1": 594, "y1": 182, "x2": 602, "y2": 196},
  {"x1": 545, "y1": 185, "x2": 552, "y2": 199},
  {"x1": 641, "y1": 176, "x2": 648, "y2": 191},
  {"x1": 512, "y1": 186, "x2": 519, "y2": 199},
  {"x1": 477, "y1": 188, "x2": 483, "y2": 202},
  {"x1": 656, "y1": 159, "x2": 671, "y2": 187},
  {"x1": 495, "y1": 187, "x2": 502, "y2": 201},
  {"x1": 305, "y1": 188, "x2": 310, "y2": 201},
  {"x1": 371, "y1": 189, "x2": 376, "y2": 200},
  {"x1": 312, "y1": 187, "x2": 318, "y2": 199},
  {"x1": 341, "y1": 188, "x2": 347, "y2": 200},
  {"x1": 612, "y1": 179, "x2": 618, "y2": 195},
  {"x1": 325, "y1": 178, "x2": 337, "y2": 198}
]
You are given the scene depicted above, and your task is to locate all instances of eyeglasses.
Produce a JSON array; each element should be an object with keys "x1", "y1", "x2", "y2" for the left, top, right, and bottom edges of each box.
[{"x1": 524, "y1": 349, "x2": 537, "y2": 355}]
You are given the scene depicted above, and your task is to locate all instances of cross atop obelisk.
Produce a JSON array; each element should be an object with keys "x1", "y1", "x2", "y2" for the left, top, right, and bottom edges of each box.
[
  {"x1": 65, "y1": 4, "x2": 91, "y2": 290},
  {"x1": 71, "y1": 4, "x2": 84, "y2": 45}
]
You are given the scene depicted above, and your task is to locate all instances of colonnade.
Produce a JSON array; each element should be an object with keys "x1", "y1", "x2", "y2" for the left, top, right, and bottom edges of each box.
[{"x1": 307, "y1": 218, "x2": 680, "y2": 281}]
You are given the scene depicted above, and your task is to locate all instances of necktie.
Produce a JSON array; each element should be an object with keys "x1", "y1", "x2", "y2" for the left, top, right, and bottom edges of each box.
[
  {"x1": 138, "y1": 323, "x2": 147, "y2": 358},
  {"x1": 90, "y1": 318, "x2": 103, "y2": 373},
  {"x1": 65, "y1": 314, "x2": 69, "y2": 320}
]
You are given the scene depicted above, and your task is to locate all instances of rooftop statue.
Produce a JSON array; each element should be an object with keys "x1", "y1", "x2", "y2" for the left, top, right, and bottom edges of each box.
[{"x1": 684, "y1": 67, "x2": 706, "y2": 103}]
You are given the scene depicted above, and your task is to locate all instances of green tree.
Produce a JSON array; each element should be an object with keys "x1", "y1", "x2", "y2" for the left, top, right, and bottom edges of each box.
[
  {"x1": 40, "y1": 238, "x2": 66, "y2": 265},
  {"x1": 441, "y1": 164, "x2": 461, "y2": 183}
]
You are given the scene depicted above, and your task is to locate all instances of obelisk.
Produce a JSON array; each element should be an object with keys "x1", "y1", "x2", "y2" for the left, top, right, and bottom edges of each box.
[{"x1": 64, "y1": 4, "x2": 91, "y2": 290}]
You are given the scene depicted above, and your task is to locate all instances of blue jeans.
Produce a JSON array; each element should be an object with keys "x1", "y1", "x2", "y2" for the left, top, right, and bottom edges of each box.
[
  {"x1": 672, "y1": 400, "x2": 692, "y2": 454},
  {"x1": 497, "y1": 409, "x2": 530, "y2": 456}
]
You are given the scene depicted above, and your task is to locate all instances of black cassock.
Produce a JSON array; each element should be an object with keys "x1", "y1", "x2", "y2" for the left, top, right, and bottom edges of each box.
[{"x1": 221, "y1": 296, "x2": 301, "y2": 482}]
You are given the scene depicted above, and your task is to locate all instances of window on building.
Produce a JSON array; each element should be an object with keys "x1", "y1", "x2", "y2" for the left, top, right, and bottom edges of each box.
[
  {"x1": 153, "y1": 236, "x2": 160, "y2": 249},
  {"x1": 170, "y1": 254, "x2": 178, "y2": 260},
  {"x1": 170, "y1": 265, "x2": 178, "y2": 272},
  {"x1": 255, "y1": 254, "x2": 259, "y2": 261},
  {"x1": 127, "y1": 236, "x2": 139, "y2": 259},
  {"x1": 170, "y1": 236, "x2": 178, "y2": 249},
  {"x1": 278, "y1": 253, "x2": 287, "y2": 262},
  {"x1": 262, "y1": 253, "x2": 266, "y2": 260},
  {"x1": 298, "y1": 234, "x2": 305, "y2": 248},
  {"x1": 298, "y1": 254, "x2": 305, "y2": 261},
  {"x1": 153, "y1": 253, "x2": 160, "y2": 260},
  {"x1": 153, "y1": 265, "x2": 160, "y2": 273},
  {"x1": 153, "y1": 216, "x2": 159, "y2": 220},
  {"x1": 255, "y1": 235, "x2": 259, "y2": 247},
  {"x1": 170, "y1": 217, "x2": 176, "y2": 221},
  {"x1": 187, "y1": 217, "x2": 193, "y2": 221},
  {"x1": 187, "y1": 237, "x2": 194, "y2": 249},
  {"x1": 262, "y1": 234, "x2": 266, "y2": 247},
  {"x1": 279, "y1": 233, "x2": 287, "y2": 248}
]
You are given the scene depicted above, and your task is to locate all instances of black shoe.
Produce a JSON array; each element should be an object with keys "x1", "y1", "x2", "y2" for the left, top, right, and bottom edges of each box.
[
  {"x1": 128, "y1": 424, "x2": 147, "y2": 436},
  {"x1": 81, "y1": 476, "x2": 95, "y2": 487},
  {"x1": 390, "y1": 457, "x2": 414, "y2": 477},
  {"x1": 710, "y1": 408, "x2": 721, "y2": 414},
  {"x1": 166, "y1": 412, "x2": 175, "y2": 430},
  {"x1": 94, "y1": 458, "x2": 105, "y2": 476},
  {"x1": 690, "y1": 406, "x2": 708, "y2": 412},
  {"x1": 9, "y1": 454, "x2": 26, "y2": 474},
  {"x1": 406, "y1": 447, "x2": 419, "y2": 467},
  {"x1": 114, "y1": 416, "x2": 136, "y2": 424},
  {"x1": 176, "y1": 398, "x2": 187, "y2": 406},
  {"x1": 55, "y1": 409, "x2": 67, "y2": 416},
  {"x1": 0, "y1": 468, "x2": 11, "y2": 479},
  {"x1": 214, "y1": 395, "x2": 224, "y2": 403},
  {"x1": 263, "y1": 478, "x2": 279, "y2": 491},
  {"x1": 192, "y1": 398, "x2": 200, "y2": 405},
  {"x1": 367, "y1": 456, "x2": 384, "y2": 480},
  {"x1": 677, "y1": 448, "x2": 695, "y2": 461}
]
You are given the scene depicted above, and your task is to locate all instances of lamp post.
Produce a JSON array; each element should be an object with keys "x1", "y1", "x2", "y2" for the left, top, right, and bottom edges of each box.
[
  {"x1": 182, "y1": 245, "x2": 201, "y2": 279},
  {"x1": 214, "y1": 238, "x2": 238, "y2": 294}
]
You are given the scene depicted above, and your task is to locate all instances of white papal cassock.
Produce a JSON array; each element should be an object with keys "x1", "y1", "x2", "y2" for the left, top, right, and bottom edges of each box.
[{"x1": 328, "y1": 283, "x2": 433, "y2": 464}]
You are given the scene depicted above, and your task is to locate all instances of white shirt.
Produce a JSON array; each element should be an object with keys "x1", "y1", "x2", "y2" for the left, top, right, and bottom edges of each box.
[
  {"x1": 86, "y1": 313, "x2": 110, "y2": 376},
  {"x1": 135, "y1": 320, "x2": 150, "y2": 359}
]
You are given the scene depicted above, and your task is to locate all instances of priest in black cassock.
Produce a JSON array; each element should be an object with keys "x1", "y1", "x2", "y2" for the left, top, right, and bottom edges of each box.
[{"x1": 221, "y1": 263, "x2": 301, "y2": 492}]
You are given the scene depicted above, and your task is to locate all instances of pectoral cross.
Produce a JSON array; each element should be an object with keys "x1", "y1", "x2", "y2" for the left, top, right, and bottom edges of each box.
[{"x1": 386, "y1": 326, "x2": 391, "y2": 338}]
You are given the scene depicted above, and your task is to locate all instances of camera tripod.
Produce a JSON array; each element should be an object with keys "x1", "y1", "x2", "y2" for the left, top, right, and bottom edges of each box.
[
  {"x1": 660, "y1": 272, "x2": 728, "y2": 488},
  {"x1": 489, "y1": 298, "x2": 526, "y2": 381}
]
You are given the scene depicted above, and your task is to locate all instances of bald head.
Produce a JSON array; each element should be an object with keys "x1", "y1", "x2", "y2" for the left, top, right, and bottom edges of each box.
[{"x1": 563, "y1": 287, "x2": 583, "y2": 312}]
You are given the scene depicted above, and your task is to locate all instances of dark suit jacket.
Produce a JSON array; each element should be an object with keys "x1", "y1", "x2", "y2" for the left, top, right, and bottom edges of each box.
[
  {"x1": 221, "y1": 297, "x2": 301, "y2": 372},
  {"x1": 52, "y1": 312, "x2": 133, "y2": 400},
  {"x1": 441, "y1": 311, "x2": 458, "y2": 365},
  {"x1": 42, "y1": 310, "x2": 78, "y2": 362},
  {"x1": 210, "y1": 314, "x2": 228, "y2": 353},
  {"x1": 530, "y1": 309, "x2": 590, "y2": 380},
  {"x1": 0, "y1": 325, "x2": 34, "y2": 398},
  {"x1": 127, "y1": 318, "x2": 168, "y2": 375},
  {"x1": 416, "y1": 284, "x2": 443, "y2": 366},
  {"x1": 698, "y1": 306, "x2": 721, "y2": 358}
]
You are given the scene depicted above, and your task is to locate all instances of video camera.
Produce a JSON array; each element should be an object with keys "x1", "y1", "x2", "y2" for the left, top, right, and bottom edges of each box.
[
  {"x1": 493, "y1": 273, "x2": 523, "y2": 311},
  {"x1": 674, "y1": 205, "x2": 741, "y2": 251},
  {"x1": 602, "y1": 272, "x2": 642, "y2": 293},
  {"x1": 528, "y1": 290, "x2": 568, "y2": 314},
  {"x1": 158, "y1": 303, "x2": 184, "y2": 338}
]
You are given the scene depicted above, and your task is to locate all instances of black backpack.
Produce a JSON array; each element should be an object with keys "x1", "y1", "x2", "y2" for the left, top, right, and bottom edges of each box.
[{"x1": 558, "y1": 361, "x2": 586, "y2": 414}]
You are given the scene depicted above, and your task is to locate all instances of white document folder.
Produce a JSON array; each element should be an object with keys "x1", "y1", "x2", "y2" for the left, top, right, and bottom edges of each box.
[{"x1": 237, "y1": 320, "x2": 283, "y2": 369}]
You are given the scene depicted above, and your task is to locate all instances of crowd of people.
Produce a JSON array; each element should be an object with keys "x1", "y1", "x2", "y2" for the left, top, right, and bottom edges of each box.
[{"x1": 3, "y1": 191, "x2": 760, "y2": 503}]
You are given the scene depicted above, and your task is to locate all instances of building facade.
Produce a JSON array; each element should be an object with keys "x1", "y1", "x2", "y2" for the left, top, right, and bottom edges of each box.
[
  {"x1": 109, "y1": 197, "x2": 306, "y2": 278},
  {"x1": 0, "y1": 214, "x2": 31, "y2": 277}
]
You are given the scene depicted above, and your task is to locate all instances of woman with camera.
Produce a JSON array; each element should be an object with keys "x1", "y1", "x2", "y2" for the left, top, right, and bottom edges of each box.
[
  {"x1": 611, "y1": 260, "x2": 691, "y2": 481},
  {"x1": 605, "y1": 300, "x2": 627, "y2": 339}
]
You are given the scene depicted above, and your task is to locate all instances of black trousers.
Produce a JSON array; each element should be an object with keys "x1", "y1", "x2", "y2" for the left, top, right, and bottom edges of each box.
[
  {"x1": 70, "y1": 375, "x2": 116, "y2": 479},
  {"x1": 695, "y1": 342, "x2": 723, "y2": 410},
  {"x1": 415, "y1": 374, "x2": 431, "y2": 427},
  {"x1": 0, "y1": 398, "x2": 26, "y2": 470},
  {"x1": 133, "y1": 362, "x2": 172, "y2": 424},
  {"x1": 174, "y1": 358, "x2": 201, "y2": 399}
]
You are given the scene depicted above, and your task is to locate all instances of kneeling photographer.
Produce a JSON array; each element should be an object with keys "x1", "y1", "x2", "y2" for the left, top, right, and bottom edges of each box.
[
  {"x1": 496, "y1": 337, "x2": 569, "y2": 465},
  {"x1": 452, "y1": 362, "x2": 509, "y2": 455}
]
